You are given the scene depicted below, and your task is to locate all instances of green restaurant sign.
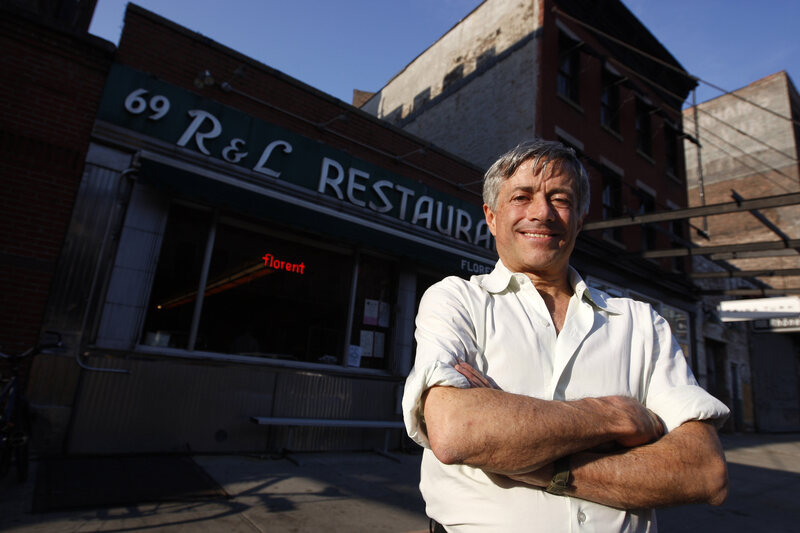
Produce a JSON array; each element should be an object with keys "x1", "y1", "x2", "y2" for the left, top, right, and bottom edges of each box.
[{"x1": 97, "y1": 64, "x2": 494, "y2": 256}]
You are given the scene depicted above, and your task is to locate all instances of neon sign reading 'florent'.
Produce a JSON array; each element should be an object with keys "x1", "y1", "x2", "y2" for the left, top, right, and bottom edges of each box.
[{"x1": 262, "y1": 253, "x2": 306, "y2": 274}]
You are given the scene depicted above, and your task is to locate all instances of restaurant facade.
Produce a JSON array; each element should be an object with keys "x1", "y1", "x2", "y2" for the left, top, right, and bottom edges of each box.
[{"x1": 24, "y1": 4, "x2": 496, "y2": 455}]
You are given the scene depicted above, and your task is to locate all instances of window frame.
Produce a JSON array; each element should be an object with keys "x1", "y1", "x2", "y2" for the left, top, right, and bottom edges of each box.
[
  {"x1": 557, "y1": 31, "x2": 582, "y2": 104},
  {"x1": 132, "y1": 200, "x2": 402, "y2": 373},
  {"x1": 600, "y1": 167, "x2": 624, "y2": 244},
  {"x1": 635, "y1": 97, "x2": 653, "y2": 156},
  {"x1": 601, "y1": 68, "x2": 622, "y2": 133}
]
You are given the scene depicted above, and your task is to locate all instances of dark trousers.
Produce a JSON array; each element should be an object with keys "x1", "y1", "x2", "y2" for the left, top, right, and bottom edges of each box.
[{"x1": 430, "y1": 519, "x2": 446, "y2": 533}]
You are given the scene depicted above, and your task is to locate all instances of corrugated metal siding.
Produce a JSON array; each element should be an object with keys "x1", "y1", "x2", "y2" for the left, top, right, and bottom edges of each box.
[
  {"x1": 68, "y1": 352, "x2": 404, "y2": 454},
  {"x1": 270, "y1": 371, "x2": 400, "y2": 451},
  {"x1": 41, "y1": 162, "x2": 130, "y2": 336},
  {"x1": 29, "y1": 157, "x2": 132, "y2": 406}
]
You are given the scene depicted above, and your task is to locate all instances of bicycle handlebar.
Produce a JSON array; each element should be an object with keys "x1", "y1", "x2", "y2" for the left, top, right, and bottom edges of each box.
[{"x1": 0, "y1": 331, "x2": 65, "y2": 359}]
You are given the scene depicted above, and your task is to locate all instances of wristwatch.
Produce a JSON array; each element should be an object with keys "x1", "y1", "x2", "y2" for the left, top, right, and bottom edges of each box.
[{"x1": 545, "y1": 456, "x2": 571, "y2": 495}]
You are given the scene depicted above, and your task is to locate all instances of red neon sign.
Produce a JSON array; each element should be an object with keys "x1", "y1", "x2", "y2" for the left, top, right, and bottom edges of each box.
[{"x1": 262, "y1": 253, "x2": 306, "y2": 274}]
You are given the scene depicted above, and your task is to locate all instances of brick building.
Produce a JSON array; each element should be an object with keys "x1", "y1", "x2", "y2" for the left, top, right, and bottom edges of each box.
[
  {"x1": 361, "y1": 0, "x2": 705, "y2": 391},
  {"x1": 1, "y1": 1, "x2": 113, "y2": 357},
  {"x1": 684, "y1": 71, "x2": 800, "y2": 292},
  {"x1": 683, "y1": 71, "x2": 800, "y2": 431}
]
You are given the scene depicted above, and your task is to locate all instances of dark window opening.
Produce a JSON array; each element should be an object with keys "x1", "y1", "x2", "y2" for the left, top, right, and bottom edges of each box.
[
  {"x1": 664, "y1": 123, "x2": 680, "y2": 176},
  {"x1": 636, "y1": 98, "x2": 653, "y2": 156},
  {"x1": 601, "y1": 169, "x2": 623, "y2": 242},
  {"x1": 557, "y1": 31, "x2": 581, "y2": 103},
  {"x1": 140, "y1": 203, "x2": 213, "y2": 350},
  {"x1": 196, "y1": 221, "x2": 352, "y2": 364},
  {"x1": 670, "y1": 218, "x2": 687, "y2": 272},
  {"x1": 601, "y1": 69, "x2": 621, "y2": 132},
  {"x1": 636, "y1": 189, "x2": 657, "y2": 251}
]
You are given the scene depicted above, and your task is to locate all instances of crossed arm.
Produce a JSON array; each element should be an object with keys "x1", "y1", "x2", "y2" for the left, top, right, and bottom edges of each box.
[{"x1": 422, "y1": 363, "x2": 728, "y2": 510}]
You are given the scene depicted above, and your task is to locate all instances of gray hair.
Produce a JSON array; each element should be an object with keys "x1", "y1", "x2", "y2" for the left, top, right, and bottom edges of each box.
[{"x1": 483, "y1": 139, "x2": 590, "y2": 217}]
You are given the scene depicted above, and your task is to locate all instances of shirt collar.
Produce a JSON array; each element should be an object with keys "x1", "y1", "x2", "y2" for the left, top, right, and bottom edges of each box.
[{"x1": 480, "y1": 260, "x2": 622, "y2": 315}]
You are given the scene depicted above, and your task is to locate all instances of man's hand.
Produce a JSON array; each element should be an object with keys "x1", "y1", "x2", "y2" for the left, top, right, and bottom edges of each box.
[
  {"x1": 507, "y1": 464, "x2": 553, "y2": 488},
  {"x1": 454, "y1": 360, "x2": 498, "y2": 389},
  {"x1": 597, "y1": 395, "x2": 664, "y2": 447}
]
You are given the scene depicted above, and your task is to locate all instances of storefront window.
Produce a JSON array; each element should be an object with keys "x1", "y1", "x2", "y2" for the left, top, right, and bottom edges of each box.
[
  {"x1": 197, "y1": 220, "x2": 352, "y2": 363},
  {"x1": 347, "y1": 254, "x2": 397, "y2": 370},
  {"x1": 140, "y1": 203, "x2": 212, "y2": 349},
  {"x1": 662, "y1": 304, "x2": 692, "y2": 363},
  {"x1": 140, "y1": 204, "x2": 403, "y2": 368}
]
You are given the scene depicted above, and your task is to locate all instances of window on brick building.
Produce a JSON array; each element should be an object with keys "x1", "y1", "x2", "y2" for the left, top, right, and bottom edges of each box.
[
  {"x1": 635, "y1": 98, "x2": 653, "y2": 156},
  {"x1": 664, "y1": 122, "x2": 680, "y2": 176},
  {"x1": 601, "y1": 168, "x2": 623, "y2": 243},
  {"x1": 669, "y1": 217, "x2": 687, "y2": 272},
  {"x1": 557, "y1": 31, "x2": 581, "y2": 104},
  {"x1": 601, "y1": 68, "x2": 621, "y2": 132},
  {"x1": 636, "y1": 188, "x2": 657, "y2": 251}
]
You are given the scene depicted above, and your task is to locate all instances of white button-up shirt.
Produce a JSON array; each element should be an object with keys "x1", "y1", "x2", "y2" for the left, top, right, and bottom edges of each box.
[{"x1": 403, "y1": 261, "x2": 729, "y2": 533}]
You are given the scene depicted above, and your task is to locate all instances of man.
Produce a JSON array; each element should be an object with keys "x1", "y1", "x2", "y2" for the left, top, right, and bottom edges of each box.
[{"x1": 402, "y1": 140, "x2": 729, "y2": 532}]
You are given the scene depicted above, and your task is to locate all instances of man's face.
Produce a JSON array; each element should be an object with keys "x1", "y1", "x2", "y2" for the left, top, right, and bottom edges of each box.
[{"x1": 484, "y1": 159, "x2": 584, "y2": 280}]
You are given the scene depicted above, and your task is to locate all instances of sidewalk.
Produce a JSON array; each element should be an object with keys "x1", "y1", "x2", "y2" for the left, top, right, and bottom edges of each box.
[
  {"x1": 1, "y1": 434, "x2": 799, "y2": 532},
  {"x1": 658, "y1": 433, "x2": 800, "y2": 533},
  {"x1": 0, "y1": 451, "x2": 429, "y2": 533}
]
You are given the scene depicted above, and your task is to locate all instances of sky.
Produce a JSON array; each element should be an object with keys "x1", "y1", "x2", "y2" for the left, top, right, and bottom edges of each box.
[{"x1": 88, "y1": 0, "x2": 800, "y2": 109}]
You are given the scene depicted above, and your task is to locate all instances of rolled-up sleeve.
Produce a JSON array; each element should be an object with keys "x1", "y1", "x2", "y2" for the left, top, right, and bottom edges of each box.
[
  {"x1": 645, "y1": 310, "x2": 730, "y2": 432},
  {"x1": 403, "y1": 360, "x2": 470, "y2": 447},
  {"x1": 402, "y1": 279, "x2": 479, "y2": 448}
]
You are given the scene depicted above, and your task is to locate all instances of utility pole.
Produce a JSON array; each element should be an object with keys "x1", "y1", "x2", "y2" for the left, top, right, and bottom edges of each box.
[{"x1": 692, "y1": 89, "x2": 708, "y2": 234}]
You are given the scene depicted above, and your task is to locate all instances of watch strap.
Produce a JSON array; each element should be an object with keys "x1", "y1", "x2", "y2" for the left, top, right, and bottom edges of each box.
[{"x1": 545, "y1": 455, "x2": 571, "y2": 495}]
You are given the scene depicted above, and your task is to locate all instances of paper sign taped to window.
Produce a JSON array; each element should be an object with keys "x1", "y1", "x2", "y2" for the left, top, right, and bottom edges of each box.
[
  {"x1": 364, "y1": 299, "x2": 379, "y2": 325},
  {"x1": 360, "y1": 330, "x2": 374, "y2": 357},
  {"x1": 347, "y1": 344, "x2": 362, "y2": 367}
]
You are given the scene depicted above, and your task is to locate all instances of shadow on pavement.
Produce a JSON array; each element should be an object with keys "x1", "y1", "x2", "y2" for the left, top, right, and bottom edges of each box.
[{"x1": 657, "y1": 461, "x2": 800, "y2": 533}]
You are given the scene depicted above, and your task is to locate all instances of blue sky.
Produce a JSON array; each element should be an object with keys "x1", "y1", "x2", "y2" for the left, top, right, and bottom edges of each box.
[{"x1": 89, "y1": 1, "x2": 800, "y2": 108}]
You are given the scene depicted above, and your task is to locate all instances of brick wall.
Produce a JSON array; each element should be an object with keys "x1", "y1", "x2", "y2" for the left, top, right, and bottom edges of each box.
[
  {"x1": 536, "y1": 2, "x2": 690, "y2": 271},
  {"x1": 684, "y1": 72, "x2": 800, "y2": 290},
  {"x1": 0, "y1": 7, "x2": 114, "y2": 354}
]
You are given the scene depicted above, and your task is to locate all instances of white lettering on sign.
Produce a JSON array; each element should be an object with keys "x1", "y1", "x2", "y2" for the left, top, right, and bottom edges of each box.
[
  {"x1": 124, "y1": 88, "x2": 171, "y2": 120},
  {"x1": 253, "y1": 140, "x2": 293, "y2": 177},
  {"x1": 318, "y1": 157, "x2": 345, "y2": 199},
  {"x1": 222, "y1": 138, "x2": 248, "y2": 163},
  {"x1": 369, "y1": 180, "x2": 394, "y2": 213},
  {"x1": 455, "y1": 209, "x2": 472, "y2": 242},
  {"x1": 347, "y1": 168, "x2": 370, "y2": 207},
  {"x1": 460, "y1": 259, "x2": 492, "y2": 274},
  {"x1": 314, "y1": 158, "x2": 493, "y2": 248},
  {"x1": 119, "y1": 88, "x2": 494, "y2": 250},
  {"x1": 177, "y1": 110, "x2": 222, "y2": 155}
]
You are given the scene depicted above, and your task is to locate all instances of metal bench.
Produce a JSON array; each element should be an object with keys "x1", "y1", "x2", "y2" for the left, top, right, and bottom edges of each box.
[{"x1": 250, "y1": 416, "x2": 406, "y2": 463}]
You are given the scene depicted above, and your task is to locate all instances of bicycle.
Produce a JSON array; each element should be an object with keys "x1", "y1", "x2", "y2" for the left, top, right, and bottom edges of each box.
[{"x1": 0, "y1": 331, "x2": 63, "y2": 483}]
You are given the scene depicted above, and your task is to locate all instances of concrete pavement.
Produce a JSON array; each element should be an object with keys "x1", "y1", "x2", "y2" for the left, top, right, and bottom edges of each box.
[
  {"x1": 658, "y1": 433, "x2": 800, "y2": 533},
  {"x1": 1, "y1": 433, "x2": 799, "y2": 532}
]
